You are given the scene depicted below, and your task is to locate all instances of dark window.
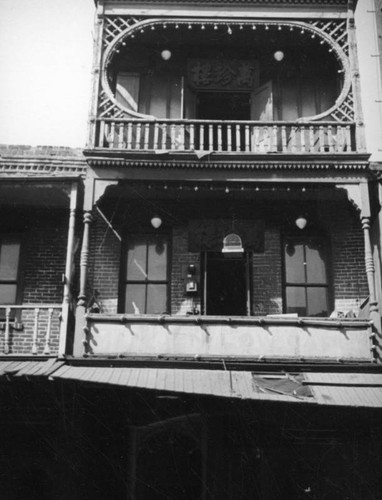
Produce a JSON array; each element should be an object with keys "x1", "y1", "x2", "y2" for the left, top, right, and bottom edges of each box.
[
  {"x1": 122, "y1": 234, "x2": 169, "y2": 314},
  {"x1": 283, "y1": 235, "x2": 330, "y2": 317},
  {"x1": 0, "y1": 235, "x2": 21, "y2": 305}
]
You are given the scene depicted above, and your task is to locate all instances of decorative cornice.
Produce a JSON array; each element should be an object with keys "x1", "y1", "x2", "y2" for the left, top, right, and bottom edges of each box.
[
  {"x1": 100, "y1": 0, "x2": 348, "y2": 4},
  {"x1": 85, "y1": 156, "x2": 371, "y2": 172},
  {"x1": 0, "y1": 157, "x2": 86, "y2": 177}
]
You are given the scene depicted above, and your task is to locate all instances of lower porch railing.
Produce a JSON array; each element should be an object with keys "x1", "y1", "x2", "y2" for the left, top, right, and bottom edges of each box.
[
  {"x1": 81, "y1": 314, "x2": 375, "y2": 362},
  {"x1": 0, "y1": 305, "x2": 62, "y2": 356},
  {"x1": 95, "y1": 119, "x2": 356, "y2": 154}
]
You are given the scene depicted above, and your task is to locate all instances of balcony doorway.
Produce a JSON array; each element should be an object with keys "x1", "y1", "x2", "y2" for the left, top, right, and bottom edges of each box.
[
  {"x1": 197, "y1": 92, "x2": 250, "y2": 120},
  {"x1": 203, "y1": 252, "x2": 251, "y2": 316}
]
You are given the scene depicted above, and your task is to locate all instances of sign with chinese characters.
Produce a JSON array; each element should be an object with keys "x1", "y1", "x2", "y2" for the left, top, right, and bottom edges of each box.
[{"x1": 187, "y1": 59, "x2": 258, "y2": 90}]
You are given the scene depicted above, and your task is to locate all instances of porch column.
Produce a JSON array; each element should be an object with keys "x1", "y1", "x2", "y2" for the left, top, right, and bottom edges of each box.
[
  {"x1": 58, "y1": 183, "x2": 78, "y2": 357},
  {"x1": 73, "y1": 209, "x2": 93, "y2": 356},
  {"x1": 340, "y1": 182, "x2": 381, "y2": 344},
  {"x1": 359, "y1": 183, "x2": 382, "y2": 360}
]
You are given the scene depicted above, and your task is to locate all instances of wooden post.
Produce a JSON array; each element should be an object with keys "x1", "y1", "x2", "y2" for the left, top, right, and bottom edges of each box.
[
  {"x1": 58, "y1": 183, "x2": 78, "y2": 357},
  {"x1": 359, "y1": 182, "x2": 382, "y2": 360},
  {"x1": 74, "y1": 210, "x2": 93, "y2": 356},
  {"x1": 340, "y1": 182, "x2": 381, "y2": 359}
]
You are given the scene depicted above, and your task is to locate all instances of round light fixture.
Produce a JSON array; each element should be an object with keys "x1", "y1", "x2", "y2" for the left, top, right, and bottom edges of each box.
[
  {"x1": 274, "y1": 50, "x2": 285, "y2": 62},
  {"x1": 295, "y1": 216, "x2": 308, "y2": 230},
  {"x1": 151, "y1": 216, "x2": 163, "y2": 229},
  {"x1": 161, "y1": 49, "x2": 172, "y2": 61}
]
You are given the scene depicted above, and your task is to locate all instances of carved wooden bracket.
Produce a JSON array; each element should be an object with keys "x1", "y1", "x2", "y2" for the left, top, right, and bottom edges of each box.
[{"x1": 336, "y1": 182, "x2": 370, "y2": 218}]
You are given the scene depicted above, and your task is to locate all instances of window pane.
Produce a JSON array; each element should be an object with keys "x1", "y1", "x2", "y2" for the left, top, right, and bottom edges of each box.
[
  {"x1": 307, "y1": 288, "x2": 329, "y2": 317},
  {"x1": 286, "y1": 286, "x2": 306, "y2": 316},
  {"x1": 306, "y1": 243, "x2": 327, "y2": 284},
  {"x1": 0, "y1": 284, "x2": 17, "y2": 304},
  {"x1": 126, "y1": 238, "x2": 147, "y2": 280},
  {"x1": 0, "y1": 239, "x2": 20, "y2": 280},
  {"x1": 147, "y1": 284, "x2": 167, "y2": 314},
  {"x1": 125, "y1": 284, "x2": 146, "y2": 314},
  {"x1": 147, "y1": 238, "x2": 167, "y2": 280},
  {"x1": 285, "y1": 243, "x2": 305, "y2": 283}
]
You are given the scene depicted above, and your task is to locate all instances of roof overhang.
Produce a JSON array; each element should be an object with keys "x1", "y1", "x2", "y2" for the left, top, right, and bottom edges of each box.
[{"x1": 1, "y1": 359, "x2": 381, "y2": 409}]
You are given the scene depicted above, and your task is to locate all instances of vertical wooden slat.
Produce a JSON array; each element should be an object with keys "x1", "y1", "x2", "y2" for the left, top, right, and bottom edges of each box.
[
  {"x1": 245, "y1": 125, "x2": 250, "y2": 152},
  {"x1": 309, "y1": 126, "x2": 315, "y2": 152},
  {"x1": 161, "y1": 124, "x2": 167, "y2": 150},
  {"x1": 281, "y1": 126, "x2": 287, "y2": 152},
  {"x1": 44, "y1": 308, "x2": 53, "y2": 355},
  {"x1": 109, "y1": 121, "x2": 116, "y2": 148},
  {"x1": 99, "y1": 120, "x2": 105, "y2": 147},
  {"x1": 217, "y1": 125, "x2": 222, "y2": 151},
  {"x1": 209, "y1": 124, "x2": 213, "y2": 150},
  {"x1": 300, "y1": 125, "x2": 306, "y2": 152},
  {"x1": 236, "y1": 124, "x2": 241, "y2": 151},
  {"x1": 153, "y1": 123, "x2": 159, "y2": 150},
  {"x1": 190, "y1": 124, "x2": 195, "y2": 150},
  {"x1": 200, "y1": 125, "x2": 205, "y2": 150},
  {"x1": 136, "y1": 123, "x2": 142, "y2": 149},
  {"x1": 272, "y1": 125, "x2": 278, "y2": 152},
  {"x1": 144, "y1": 123, "x2": 150, "y2": 149},
  {"x1": 227, "y1": 125, "x2": 232, "y2": 152},
  {"x1": 179, "y1": 124, "x2": 185, "y2": 150},
  {"x1": 127, "y1": 123, "x2": 133, "y2": 149},
  {"x1": 291, "y1": 127, "x2": 297, "y2": 152},
  {"x1": 253, "y1": 126, "x2": 259, "y2": 152},
  {"x1": 118, "y1": 122, "x2": 124, "y2": 148},
  {"x1": 171, "y1": 124, "x2": 176, "y2": 149},
  {"x1": 32, "y1": 308, "x2": 40, "y2": 355},
  {"x1": 319, "y1": 125, "x2": 325, "y2": 152},
  {"x1": 4, "y1": 307, "x2": 10, "y2": 354},
  {"x1": 327, "y1": 125, "x2": 334, "y2": 152},
  {"x1": 345, "y1": 125, "x2": 351, "y2": 152}
]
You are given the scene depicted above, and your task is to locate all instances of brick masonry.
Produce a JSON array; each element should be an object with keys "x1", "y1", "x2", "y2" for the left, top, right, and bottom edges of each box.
[
  {"x1": 0, "y1": 207, "x2": 70, "y2": 355},
  {"x1": 87, "y1": 199, "x2": 368, "y2": 317}
]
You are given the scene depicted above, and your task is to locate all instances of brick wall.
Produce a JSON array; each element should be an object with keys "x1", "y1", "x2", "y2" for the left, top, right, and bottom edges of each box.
[
  {"x1": 86, "y1": 199, "x2": 368, "y2": 317},
  {"x1": 88, "y1": 211, "x2": 121, "y2": 313},
  {"x1": 0, "y1": 208, "x2": 69, "y2": 355}
]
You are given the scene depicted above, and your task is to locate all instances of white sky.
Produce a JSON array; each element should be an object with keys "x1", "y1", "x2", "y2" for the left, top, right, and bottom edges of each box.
[{"x1": 0, "y1": 0, "x2": 95, "y2": 147}]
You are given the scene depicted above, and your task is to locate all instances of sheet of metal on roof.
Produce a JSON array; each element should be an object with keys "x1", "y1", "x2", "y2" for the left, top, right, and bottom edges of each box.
[
  {"x1": 311, "y1": 386, "x2": 382, "y2": 407},
  {"x1": 51, "y1": 366, "x2": 311, "y2": 404},
  {"x1": 303, "y1": 372, "x2": 382, "y2": 408},
  {"x1": 304, "y1": 372, "x2": 382, "y2": 386},
  {"x1": 0, "y1": 359, "x2": 64, "y2": 378}
]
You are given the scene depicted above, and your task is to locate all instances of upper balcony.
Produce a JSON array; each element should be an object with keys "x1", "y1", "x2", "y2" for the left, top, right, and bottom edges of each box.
[{"x1": 89, "y1": 17, "x2": 362, "y2": 156}]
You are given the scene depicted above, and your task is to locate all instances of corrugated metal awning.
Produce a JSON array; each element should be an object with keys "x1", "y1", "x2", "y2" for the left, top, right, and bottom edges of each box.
[
  {"x1": 0, "y1": 359, "x2": 64, "y2": 378},
  {"x1": 51, "y1": 365, "x2": 311, "y2": 404},
  {"x1": 1, "y1": 360, "x2": 382, "y2": 409},
  {"x1": 304, "y1": 372, "x2": 382, "y2": 408}
]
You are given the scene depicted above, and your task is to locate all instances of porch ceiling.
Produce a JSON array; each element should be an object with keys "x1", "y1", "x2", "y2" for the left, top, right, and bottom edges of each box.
[{"x1": 0, "y1": 181, "x2": 73, "y2": 208}]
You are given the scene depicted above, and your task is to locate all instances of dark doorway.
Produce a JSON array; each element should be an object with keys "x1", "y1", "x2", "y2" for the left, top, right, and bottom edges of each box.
[
  {"x1": 196, "y1": 92, "x2": 250, "y2": 151},
  {"x1": 204, "y1": 253, "x2": 249, "y2": 316},
  {"x1": 197, "y1": 92, "x2": 250, "y2": 120}
]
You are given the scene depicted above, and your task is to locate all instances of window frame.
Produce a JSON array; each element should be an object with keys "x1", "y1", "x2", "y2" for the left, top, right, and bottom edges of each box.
[
  {"x1": 119, "y1": 232, "x2": 171, "y2": 315},
  {"x1": 282, "y1": 230, "x2": 332, "y2": 317},
  {"x1": 0, "y1": 234, "x2": 24, "y2": 319}
]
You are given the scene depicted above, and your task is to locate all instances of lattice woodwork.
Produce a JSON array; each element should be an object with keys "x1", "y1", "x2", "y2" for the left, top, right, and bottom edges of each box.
[
  {"x1": 98, "y1": 88, "x2": 127, "y2": 118},
  {"x1": 331, "y1": 88, "x2": 355, "y2": 121},
  {"x1": 98, "y1": 16, "x2": 354, "y2": 122},
  {"x1": 310, "y1": 20, "x2": 349, "y2": 56},
  {"x1": 103, "y1": 16, "x2": 143, "y2": 49}
]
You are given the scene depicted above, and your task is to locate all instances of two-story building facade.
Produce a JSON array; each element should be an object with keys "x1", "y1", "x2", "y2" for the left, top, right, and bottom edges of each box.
[{"x1": 1, "y1": 0, "x2": 382, "y2": 499}]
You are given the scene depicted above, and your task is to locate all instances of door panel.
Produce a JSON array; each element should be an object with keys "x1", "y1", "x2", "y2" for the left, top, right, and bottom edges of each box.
[
  {"x1": 251, "y1": 80, "x2": 273, "y2": 121},
  {"x1": 204, "y1": 253, "x2": 249, "y2": 316}
]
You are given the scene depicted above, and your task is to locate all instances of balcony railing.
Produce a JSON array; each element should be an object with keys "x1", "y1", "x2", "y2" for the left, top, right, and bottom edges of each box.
[
  {"x1": 0, "y1": 305, "x2": 62, "y2": 356},
  {"x1": 81, "y1": 314, "x2": 375, "y2": 362},
  {"x1": 95, "y1": 119, "x2": 356, "y2": 154}
]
